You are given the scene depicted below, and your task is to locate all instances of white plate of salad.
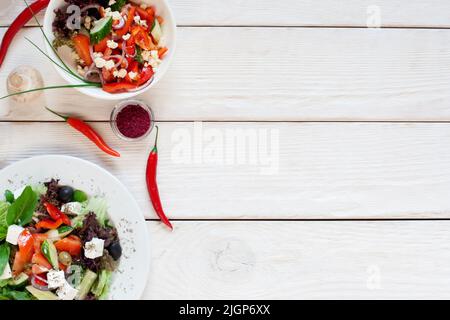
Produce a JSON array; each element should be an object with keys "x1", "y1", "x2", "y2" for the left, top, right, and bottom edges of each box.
[
  {"x1": 42, "y1": 0, "x2": 176, "y2": 100},
  {"x1": 0, "y1": 155, "x2": 150, "y2": 300}
]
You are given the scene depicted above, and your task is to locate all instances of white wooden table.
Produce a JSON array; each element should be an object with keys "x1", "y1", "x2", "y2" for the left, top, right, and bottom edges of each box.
[{"x1": 2, "y1": 0, "x2": 450, "y2": 299}]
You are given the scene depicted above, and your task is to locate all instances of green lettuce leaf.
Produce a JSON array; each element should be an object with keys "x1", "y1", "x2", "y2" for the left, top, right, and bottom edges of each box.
[{"x1": 6, "y1": 186, "x2": 37, "y2": 226}]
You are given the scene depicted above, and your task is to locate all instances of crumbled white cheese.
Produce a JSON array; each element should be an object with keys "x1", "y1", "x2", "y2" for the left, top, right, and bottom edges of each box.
[
  {"x1": 134, "y1": 15, "x2": 141, "y2": 24},
  {"x1": 84, "y1": 238, "x2": 105, "y2": 259},
  {"x1": 93, "y1": 52, "x2": 103, "y2": 59},
  {"x1": 140, "y1": 19, "x2": 148, "y2": 28},
  {"x1": 128, "y1": 71, "x2": 138, "y2": 80},
  {"x1": 141, "y1": 50, "x2": 161, "y2": 70},
  {"x1": 57, "y1": 281, "x2": 79, "y2": 300},
  {"x1": 107, "y1": 39, "x2": 119, "y2": 49},
  {"x1": 113, "y1": 69, "x2": 127, "y2": 78},
  {"x1": 109, "y1": 0, "x2": 116, "y2": 5},
  {"x1": 104, "y1": 60, "x2": 115, "y2": 70},
  {"x1": 104, "y1": 8, "x2": 122, "y2": 21},
  {"x1": 13, "y1": 186, "x2": 26, "y2": 199},
  {"x1": 122, "y1": 33, "x2": 131, "y2": 41},
  {"x1": 47, "y1": 270, "x2": 66, "y2": 289},
  {"x1": 61, "y1": 202, "x2": 83, "y2": 215},
  {"x1": 0, "y1": 263, "x2": 12, "y2": 280},
  {"x1": 94, "y1": 57, "x2": 106, "y2": 68},
  {"x1": 6, "y1": 225, "x2": 24, "y2": 245}
]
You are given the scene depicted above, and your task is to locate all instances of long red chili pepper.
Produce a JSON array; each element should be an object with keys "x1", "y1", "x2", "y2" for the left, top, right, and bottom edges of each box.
[
  {"x1": 0, "y1": 0, "x2": 50, "y2": 68},
  {"x1": 46, "y1": 107, "x2": 120, "y2": 157},
  {"x1": 146, "y1": 126, "x2": 173, "y2": 230}
]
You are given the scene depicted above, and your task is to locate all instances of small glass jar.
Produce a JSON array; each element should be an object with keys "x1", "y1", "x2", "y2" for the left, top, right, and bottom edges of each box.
[{"x1": 110, "y1": 100, "x2": 155, "y2": 141}]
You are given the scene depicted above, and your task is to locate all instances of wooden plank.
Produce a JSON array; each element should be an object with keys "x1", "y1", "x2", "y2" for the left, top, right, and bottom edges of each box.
[
  {"x1": 1, "y1": 121, "x2": 450, "y2": 219},
  {"x1": 144, "y1": 221, "x2": 450, "y2": 299},
  {"x1": 3, "y1": 0, "x2": 450, "y2": 27},
  {"x1": 2, "y1": 27, "x2": 450, "y2": 121}
]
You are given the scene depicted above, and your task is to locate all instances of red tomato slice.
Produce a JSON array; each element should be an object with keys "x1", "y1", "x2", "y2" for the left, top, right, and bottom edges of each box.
[
  {"x1": 44, "y1": 202, "x2": 71, "y2": 226},
  {"x1": 72, "y1": 34, "x2": 93, "y2": 66},
  {"x1": 138, "y1": 66, "x2": 154, "y2": 86},
  {"x1": 55, "y1": 235, "x2": 82, "y2": 257},
  {"x1": 33, "y1": 233, "x2": 48, "y2": 254},
  {"x1": 17, "y1": 229, "x2": 34, "y2": 261},
  {"x1": 12, "y1": 251, "x2": 28, "y2": 276},
  {"x1": 31, "y1": 252, "x2": 52, "y2": 270},
  {"x1": 103, "y1": 81, "x2": 138, "y2": 93},
  {"x1": 94, "y1": 36, "x2": 109, "y2": 53}
]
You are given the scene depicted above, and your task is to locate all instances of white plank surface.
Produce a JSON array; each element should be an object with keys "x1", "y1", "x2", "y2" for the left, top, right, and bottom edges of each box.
[
  {"x1": 3, "y1": 0, "x2": 450, "y2": 27},
  {"x1": 2, "y1": 27, "x2": 450, "y2": 121},
  {"x1": 144, "y1": 221, "x2": 450, "y2": 299},
  {"x1": 2, "y1": 121, "x2": 450, "y2": 219}
]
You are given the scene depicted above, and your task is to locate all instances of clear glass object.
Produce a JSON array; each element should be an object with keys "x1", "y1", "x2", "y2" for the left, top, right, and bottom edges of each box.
[{"x1": 110, "y1": 100, "x2": 155, "y2": 141}]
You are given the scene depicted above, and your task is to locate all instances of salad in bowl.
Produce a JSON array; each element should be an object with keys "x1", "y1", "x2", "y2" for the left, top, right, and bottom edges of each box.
[
  {"x1": 0, "y1": 179, "x2": 122, "y2": 300},
  {"x1": 43, "y1": 0, "x2": 176, "y2": 99}
]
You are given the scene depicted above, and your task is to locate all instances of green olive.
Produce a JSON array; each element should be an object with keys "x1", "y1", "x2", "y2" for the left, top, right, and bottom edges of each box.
[{"x1": 58, "y1": 251, "x2": 72, "y2": 266}]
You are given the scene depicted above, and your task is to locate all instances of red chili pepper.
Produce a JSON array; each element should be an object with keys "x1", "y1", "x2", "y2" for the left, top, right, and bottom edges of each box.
[
  {"x1": 46, "y1": 107, "x2": 120, "y2": 157},
  {"x1": 0, "y1": 0, "x2": 50, "y2": 68},
  {"x1": 146, "y1": 126, "x2": 172, "y2": 230},
  {"x1": 44, "y1": 202, "x2": 71, "y2": 226}
]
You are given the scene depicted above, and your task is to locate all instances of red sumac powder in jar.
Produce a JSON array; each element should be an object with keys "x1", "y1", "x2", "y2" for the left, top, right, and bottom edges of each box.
[{"x1": 116, "y1": 104, "x2": 151, "y2": 139}]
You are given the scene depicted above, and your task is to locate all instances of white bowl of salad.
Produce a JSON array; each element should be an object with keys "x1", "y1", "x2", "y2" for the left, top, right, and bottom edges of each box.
[
  {"x1": 43, "y1": 0, "x2": 176, "y2": 100},
  {"x1": 0, "y1": 155, "x2": 150, "y2": 300}
]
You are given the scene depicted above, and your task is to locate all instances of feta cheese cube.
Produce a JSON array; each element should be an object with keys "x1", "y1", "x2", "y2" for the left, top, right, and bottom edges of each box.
[
  {"x1": 13, "y1": 186, "x2": 26, "y2": 199},
  {"x1": 47, "y1": 270, "x2": 66, "y2": 289},
  {"x1": 0, "y1": 263, "x2": 12, "y2": 280},
  {"x1": 122, "y1": 33, "x2": 131, "y2": 41},
  {"x1": 134, "y1": 15, "x2": 141, "y2": 24},
  {"x1": 56, "y1": 281, "x2": 79, "y2": 300},
  {"x1": 128, "y1": 71, "x2": 138, "y2": 80},
  {"x1": 61, "y1": 202, "x2": 83, "y2": 215},
  {"x1": 84, "y1": 237, "x2": 105, "y2": 259},
  {"x1": 6, "y1": 225, "x2": 24, "y2": 245}
]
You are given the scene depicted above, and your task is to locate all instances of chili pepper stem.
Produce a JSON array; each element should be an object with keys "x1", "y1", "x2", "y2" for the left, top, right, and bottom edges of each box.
[
  {"x1": 152, "y1": 125, "x2": 159, "y2": 152},
  {"x1": 45, "y1": 107, "x2": 68, "y2": 121}
]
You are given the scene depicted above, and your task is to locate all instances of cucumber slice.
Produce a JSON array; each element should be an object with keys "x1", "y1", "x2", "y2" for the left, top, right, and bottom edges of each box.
[
  {"x1": 58, "y1": 226, "x2": 74, "y2": 238},
  {"x1": 41, "y1": 240, "x2": 59, "y2": 270},
  {"x1": 76, "y1": 270, "x2": 97, "y2": 300},
  {"x1": 110, "y1": 0, "x2": 126, "y2": 11},
  {"x1": 90, "y1": 16, "x2": 113, "y2": 44},
  {"x1": 8, "y1": 272, "x2": 28, "y2": 289},
  {"x1": 26, "y1": 286, "x2": 58, "y2": 300},
  {"x1": 151, "y1": 18, "x2": 162, "y2": 44}
]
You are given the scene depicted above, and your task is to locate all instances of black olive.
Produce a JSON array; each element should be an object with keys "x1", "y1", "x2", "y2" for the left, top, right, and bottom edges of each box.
[
  {"x1": 58, "y1": 186, "x2": 74, "y2": 203},
  {"x1": 108, "y1": 241, "x2": 122, "y2": 261}
]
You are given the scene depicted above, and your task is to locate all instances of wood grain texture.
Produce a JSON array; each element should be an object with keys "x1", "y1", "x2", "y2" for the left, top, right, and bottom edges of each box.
[
  {"x1": 144, "y1": 221, "x2": 450, "y2": 299},
  {"x1": 2, "y1": 27, "x2": 450, "y2": 121},
  {"x1": 1, "y1": 121, "x2": 450, "y2": 219},
  {"x1": 3, "y1": 0, "x2": 450, "y2": 27}
]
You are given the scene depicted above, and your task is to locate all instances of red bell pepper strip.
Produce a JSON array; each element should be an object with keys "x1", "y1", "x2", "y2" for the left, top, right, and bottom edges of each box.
[
  {"x1": 116, "y1": 6, "x2": 136, "y2": 38},
  {"x1": 0, "y1": 0, "x2": 50, "y2": 68},
  {"x1": 44, "y1": 202, "x2": 71, "y2": 226},
  {"x1": 102, "y1": 81, "x2": 138, "y2": 93},
  {"x1": 36, "y1": 218, "x2": 63, "y2": 230},
  {"x1": 46, "y1": 107, "x2": 120, "y2": 157},
  {"x1": 146, "y1": 126, "x2": 173, "y2": 230}
]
